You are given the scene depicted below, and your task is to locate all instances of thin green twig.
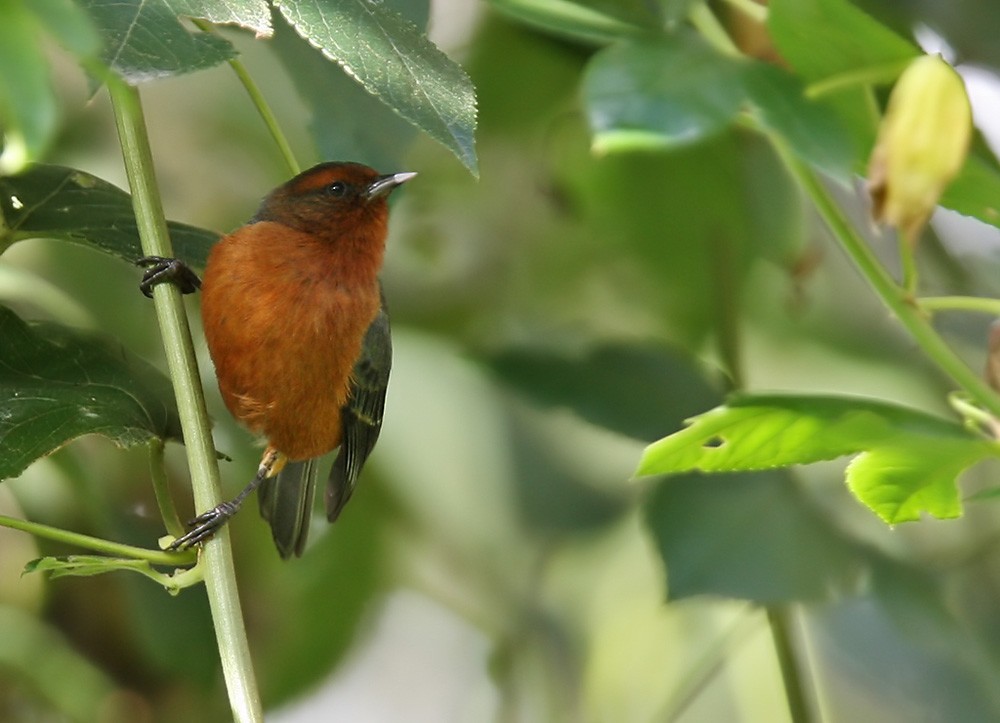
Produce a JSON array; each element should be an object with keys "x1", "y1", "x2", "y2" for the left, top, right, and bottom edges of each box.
[
  {"x1": 107, "y1": 76, "x2": 263, "y2": 723},
  {"x1": 191, "y1": 18, "x2": 300, "y2": 176},
  {"x1": 0, "y1": 514, "x2": 193, "y2": 566},
  {"x1": 920, "y1": 296, "x2": 1000, "y2": 317},
  {"x1": 148, "y1": 438, "x2": 185, "y2": 538}
]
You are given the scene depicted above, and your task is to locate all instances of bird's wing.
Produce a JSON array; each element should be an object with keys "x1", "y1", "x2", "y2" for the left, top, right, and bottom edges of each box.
[
  {"x1": 327, "y1": 294, "x2": 392, "y2": 522},
  {"x1": 258, "y1": 458, "x2": 319, "y2": 559}
]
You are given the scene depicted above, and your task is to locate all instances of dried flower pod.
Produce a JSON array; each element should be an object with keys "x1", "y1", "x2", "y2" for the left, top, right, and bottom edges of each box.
[{"x1": 867, "y1": 55, "x2": 972, "y2": 244}]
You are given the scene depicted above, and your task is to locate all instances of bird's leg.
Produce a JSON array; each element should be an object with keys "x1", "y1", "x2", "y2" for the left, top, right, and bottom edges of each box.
[
  {"x1": 168, "y1": 448, "x2": 286, "y2": 550},
  {"x1": 136, "y1": 256, "x2": 202, "y2": 298}
]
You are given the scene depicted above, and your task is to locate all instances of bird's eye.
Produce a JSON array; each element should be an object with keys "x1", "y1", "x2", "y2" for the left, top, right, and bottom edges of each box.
[{"x1": 327, "y1": 181, "x2": 347, "y2": 197}]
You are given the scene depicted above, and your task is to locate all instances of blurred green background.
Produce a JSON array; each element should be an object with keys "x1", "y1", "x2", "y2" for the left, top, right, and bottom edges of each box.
[{"x1": 4, "y1": 1, "x2": 1000, "y2": 721}]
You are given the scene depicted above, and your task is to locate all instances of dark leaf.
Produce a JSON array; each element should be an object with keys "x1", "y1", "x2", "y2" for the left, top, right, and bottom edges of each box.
[{"x1": 0, "y1": 305, "x2": 182, "y2": 479}]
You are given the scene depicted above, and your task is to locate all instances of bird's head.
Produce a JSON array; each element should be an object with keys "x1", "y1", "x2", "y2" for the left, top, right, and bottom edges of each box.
[{"x1": 252, "y1": 161, "x2": 416, "y2": 239}]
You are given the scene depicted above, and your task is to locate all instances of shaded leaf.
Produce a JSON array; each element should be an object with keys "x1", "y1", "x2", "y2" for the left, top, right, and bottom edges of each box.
[
  {"x1": 744, "y1": 63, "x2": 857, "y2": 182},
  {"x1": 489, "y1": 341, "x2": 721, "y2": 441},
  {"x1": 275, "y1": 0, "x2": 478, "y2": 175},
  {"x1": 0, "y1": 305, "x2": 182, "y2": 479},
  {"x1": 0, "y1": 164, "x2": 219, "y2": 267},
  {"x1": 645, "y1": 470, "x2": 867, "y2": 602},
  {"x1": 77, "y1": 0, "x2": 272, "y2": 82},
  {"x1": 636, "y1": 394, "x2": 999, "y2": 523},
  {"x1": 583, "y1": 33, "x2": 747, "y2": 151}
]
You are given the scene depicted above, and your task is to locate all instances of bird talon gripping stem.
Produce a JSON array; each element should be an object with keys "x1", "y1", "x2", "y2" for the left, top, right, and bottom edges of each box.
[
  {"x1": 168, "y1": 162, "x2": 413, "y2": 556},
  {"x1": 136, "y1": 255, "x2": 202, "y2": 298}
]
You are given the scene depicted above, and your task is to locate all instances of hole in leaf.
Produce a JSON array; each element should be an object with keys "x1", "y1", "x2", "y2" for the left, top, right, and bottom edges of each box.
[{"x1": 703, "y1": 436, "x2": 725, "y2": 449}]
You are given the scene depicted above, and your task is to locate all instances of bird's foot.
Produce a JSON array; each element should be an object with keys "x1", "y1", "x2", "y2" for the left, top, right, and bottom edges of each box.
[
  {"x1": 168, "y1": 500, "x2": 241, "y2": 550},
  {"x1": 136, "y1": 256, "x2": 202, "y2": 298}
]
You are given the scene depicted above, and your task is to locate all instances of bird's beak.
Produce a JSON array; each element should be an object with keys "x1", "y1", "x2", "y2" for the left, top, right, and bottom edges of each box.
[{"x1": 366, "y1": 171, "x2": 417, "y2": 201}]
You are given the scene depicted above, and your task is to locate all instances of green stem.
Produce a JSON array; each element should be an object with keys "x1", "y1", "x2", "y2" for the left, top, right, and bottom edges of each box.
[
  {"x1": 920, "y1": 296, "x2": 1000, "y2": 317},
  {"x1": 767, "y1": 607, "x2": 814, "y2": 723},
  {"x1": 769, "y1": 130, "x2": 1000, "y2": 419},
  {"x1": 0, "y1": 514, "x2": 193, "y2": 566},
  {"x1": 191, "y1": 19, "x2": 300, "y2": 176},
  {"x1": 805, "y1": 59, "x2": 912, "y2": 99},
  {"x1": 149, "y1": 438, "x2": 185, "y2": 538},
  {"x1": 689, "y1": 2, "x2": 740, "y2": 56},
  {"x1": 107, "y1": 77, "x2": 263, "y2": 723}
]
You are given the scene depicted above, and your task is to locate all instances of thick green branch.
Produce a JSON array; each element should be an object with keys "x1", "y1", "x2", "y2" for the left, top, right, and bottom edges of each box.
[{"x1": 107, "y1": 77, "x2": 263, "y2": 723}]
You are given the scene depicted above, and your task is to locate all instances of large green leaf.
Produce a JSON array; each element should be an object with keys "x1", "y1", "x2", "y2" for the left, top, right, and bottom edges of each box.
[
  {"x1": 489, "y1": 342, "x2": 721, "y2": 441},
  {"x1": 636, "y1": 394, "x2": 999, "y2": 523},
  {"x1": 583, "y1": 33, "x2": 747, "y2": 151},
  {"x1": 0, "y1": 306, "x2": 182, "y2": 479},
  {"x1": 275, "y1": 0, "x2": 478, "y2": 175},
  {"x1": 768, "y1": 0, "x2": 917, "y2": 82},
  {"x1": 645, "y1": 470, "x2": 867, "y2": 602},
  {"x1": 269, "y1": 7, "x2": 420, "y2": 173},
  {"x1": 0, "y1": 164, "x2": 218, "y2": 267},
  {"x1": 78, "y1": 0, "x2": 271, "y2": 82}
]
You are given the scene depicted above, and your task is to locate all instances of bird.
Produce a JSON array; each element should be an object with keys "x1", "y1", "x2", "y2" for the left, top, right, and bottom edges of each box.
[{"x1": 138, "y1": 161, "x2": 415, "y2": 557}]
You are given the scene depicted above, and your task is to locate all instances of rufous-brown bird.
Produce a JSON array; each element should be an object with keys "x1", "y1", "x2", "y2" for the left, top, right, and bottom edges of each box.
[{"x1": 139, "y1": 161, "x2": 415, "y2": 557}]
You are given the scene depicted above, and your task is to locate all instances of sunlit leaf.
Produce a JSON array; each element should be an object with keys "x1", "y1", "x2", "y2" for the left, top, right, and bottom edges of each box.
[
  {"x1": 768, "y1": 0, "x2": 917, "y2": 82},
  {"x1": 276, "y1": 0, "x2": 478, "y2": 175},
  {"x1": 0, "y1": 164, "x2": 218, "y2": 267},
  {"x1": 636, "y1": 394, "x2": 999, "y2": 523},
  {"x1": 269, "y1": 7, "x2": 420, "y2": 173},
  {"x1": 0, "y1": 305, "x2": 182, "y2": 479}
]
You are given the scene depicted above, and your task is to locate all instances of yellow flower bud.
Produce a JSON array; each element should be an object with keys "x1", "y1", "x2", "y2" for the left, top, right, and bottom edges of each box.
[{"x1": 867, "y1": 54, "x2": 972, "y2": 244}]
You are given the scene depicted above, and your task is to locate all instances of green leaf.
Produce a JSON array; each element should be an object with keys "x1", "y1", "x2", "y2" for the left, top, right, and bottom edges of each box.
[
  {"x1": 636, "y1": 394, "x2": 999, "y2": 523},
  {"x1": 25, "y1": 555, "x2": 185, "y2": 592},
  {"x1": 744, "y1": 63, "x2": 857, "y2": 182},
  {"x1": 645, "y1": 470, "x2": 867, "y2": 602},
  {"x1": 270, "y1": 7, "x2": 420, "y2": 173},
  {"x1": 77, "y1": 0, "x2": 272, "y2": 82},
  {"x1": 0, "y1": 0, "x2": 59, "y2": 171},
  {"x1": 0, "y1": 305, "x2": 183, "y2": 479},
  {"x1": 0, "y1": 164, "x2": 218, "y2": 267},
  {"x1": 583, "y1": 33, "x2": 748, "y2": 151},
  {"x1": 27, "y1": 0, "x2": 102, "y2": 58},
  {"x1": 488, "y1": 342, "x2": 721, "y2": 441},
  {"x1": 940, "y1": 152, "x2": 1000, "y2": 232},
  {"x1": 488, "y1": 0, "x2": 645, "y2": 45},
  {"x1": 276, "y1": 0, "x2": 478, "y2": 175},
  {"x1": 768, "y1": 0, "x2": 917, "y2": 82}
]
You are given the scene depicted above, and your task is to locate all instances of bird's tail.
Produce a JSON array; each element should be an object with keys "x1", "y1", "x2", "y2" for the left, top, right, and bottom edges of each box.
[{"x1": 258, "y1": 458, "x2": 319, "y2": 559}]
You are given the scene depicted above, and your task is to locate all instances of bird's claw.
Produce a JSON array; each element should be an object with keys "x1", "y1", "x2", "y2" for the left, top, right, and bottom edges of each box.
[
  {"x1": 168, "y1": 501, "x2": 239, "y2": 550},
  {"x1": 136, "y1": 256, "x2": 202, "y2": 298}
]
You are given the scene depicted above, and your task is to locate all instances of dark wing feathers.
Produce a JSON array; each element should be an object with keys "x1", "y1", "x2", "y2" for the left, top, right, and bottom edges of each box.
[{"x1": 327, "y1": 300, "x2": 392, "y2": 522}]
